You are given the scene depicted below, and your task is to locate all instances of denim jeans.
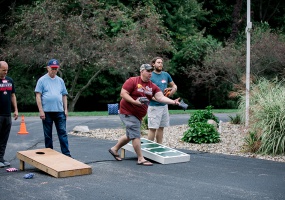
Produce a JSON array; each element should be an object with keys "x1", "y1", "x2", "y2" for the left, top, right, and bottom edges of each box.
[{"x1": 42, "y1": 112, "x2": 71, "y2": 156}]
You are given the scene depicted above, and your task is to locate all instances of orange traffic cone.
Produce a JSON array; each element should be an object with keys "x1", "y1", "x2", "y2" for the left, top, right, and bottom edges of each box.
[{"x1": 18, "y1": 115, "x2": 29, "y2": 134}]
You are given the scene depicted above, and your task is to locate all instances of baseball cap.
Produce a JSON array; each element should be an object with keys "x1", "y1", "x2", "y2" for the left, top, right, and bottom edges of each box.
[
  {"x1": 48, "y1": 59, "x2": 60, "y2": 68},
  {"x1": 140, "y1": 64, "x2": 153, "y2": 72}
]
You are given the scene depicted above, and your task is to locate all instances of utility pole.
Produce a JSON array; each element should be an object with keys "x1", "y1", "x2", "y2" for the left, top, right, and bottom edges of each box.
[{"x1": 245, "y1": 0, "x2": 252, "y2": 127}]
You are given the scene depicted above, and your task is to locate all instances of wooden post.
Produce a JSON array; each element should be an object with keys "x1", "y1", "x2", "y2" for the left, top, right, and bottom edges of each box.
[{"x1": 120, "y1": 148, "x2": 125, "y2": 158}]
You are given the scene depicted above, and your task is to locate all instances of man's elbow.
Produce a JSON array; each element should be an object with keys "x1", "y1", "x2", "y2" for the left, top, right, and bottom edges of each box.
[{"x1": 155, "y1": 95, "x2": 163, "y2": 102}]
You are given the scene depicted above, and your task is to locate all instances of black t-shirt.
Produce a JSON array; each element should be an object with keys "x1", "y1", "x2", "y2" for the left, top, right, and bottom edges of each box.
[{"x1": 0, "y1": 76, "x2": 16, "y2": 116}]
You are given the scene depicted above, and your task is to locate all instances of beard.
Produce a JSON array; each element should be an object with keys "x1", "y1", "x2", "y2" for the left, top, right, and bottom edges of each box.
[{"x1": 154, "y1": 66, "x2": 162, "y2": 73}]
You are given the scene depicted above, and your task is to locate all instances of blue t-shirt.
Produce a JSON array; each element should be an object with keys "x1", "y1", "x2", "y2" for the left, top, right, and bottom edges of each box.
[
  {"x1": 35, "y1": 74, "x2": 68, "y2": 112},
  {"x1": 149, "y1": 71, "x2": 173, "y2": 106}
]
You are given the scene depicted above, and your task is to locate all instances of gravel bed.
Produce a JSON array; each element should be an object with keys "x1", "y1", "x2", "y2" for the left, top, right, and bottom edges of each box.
[{"x1": 69, "y1": 122, "x2": 285, "y2": 163}]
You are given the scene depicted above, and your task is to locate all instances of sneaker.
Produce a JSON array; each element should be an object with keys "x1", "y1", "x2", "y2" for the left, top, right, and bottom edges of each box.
[{"x1": 0, "y1": 161, "x2": 10, "y2": 168}]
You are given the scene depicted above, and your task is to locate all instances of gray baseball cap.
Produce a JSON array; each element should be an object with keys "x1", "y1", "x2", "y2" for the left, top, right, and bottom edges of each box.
[{"x1": 140, "y1": 64, "x2": 153, "y2": 72}]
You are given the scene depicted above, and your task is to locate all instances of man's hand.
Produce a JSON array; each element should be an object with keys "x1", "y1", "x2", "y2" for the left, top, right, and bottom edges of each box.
[
  {"x1": 138, "y1": 97, "x2": 149, "y2": 105},
  {"x1": 14, "y1": 111, "x2": 18, "y2": 120},
  {"x1": 39, "y1": 110, "x2": 45, "y2": 120},
  {"x1": 173, "y1": 97, "x2": 180, "y2": 105}
]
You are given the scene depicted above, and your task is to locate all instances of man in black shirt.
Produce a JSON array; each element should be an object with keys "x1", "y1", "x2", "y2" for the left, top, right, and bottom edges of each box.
[{"x1": 0, "y1": 61, "x2": 18, "y2": 167}]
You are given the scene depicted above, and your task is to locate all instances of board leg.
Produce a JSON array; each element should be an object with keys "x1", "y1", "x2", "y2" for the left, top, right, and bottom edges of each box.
[
  {"x1": 121, "y1": 148, "x2": 125, "y2": 158},
  {"x1": 19, "y1": 160, "x2": 25, "y2": 171}
]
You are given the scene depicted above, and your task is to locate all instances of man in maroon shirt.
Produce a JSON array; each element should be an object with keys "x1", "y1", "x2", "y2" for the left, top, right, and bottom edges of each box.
[{"x1": 109, "y1": 64, "x2": 180, "y2": 166}]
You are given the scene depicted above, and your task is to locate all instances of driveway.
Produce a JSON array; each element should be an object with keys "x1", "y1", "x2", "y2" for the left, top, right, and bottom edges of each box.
[{"x1": 1, "y1": 114, "x2": 284, "y2": 200}]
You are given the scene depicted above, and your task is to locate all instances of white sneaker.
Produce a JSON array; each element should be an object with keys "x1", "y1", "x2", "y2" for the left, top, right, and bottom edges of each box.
[{"x1": 0, "y1": 161, "x2": 10, "y2": 168}]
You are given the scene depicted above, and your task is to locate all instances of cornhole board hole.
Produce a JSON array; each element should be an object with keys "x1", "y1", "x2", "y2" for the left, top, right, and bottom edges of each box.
[
  {"x1": 121, "y1": 138, "x2": 190, "y2": 164},
  {"x1": 17, "y1": 148, "x2": 92, "y2": 178}
]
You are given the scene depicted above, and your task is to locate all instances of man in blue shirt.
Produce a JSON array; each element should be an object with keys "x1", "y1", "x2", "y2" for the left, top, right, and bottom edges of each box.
[
  {"x1": 35, "y1": 59, "x2": 71, "y2": 157},
  {"x1": 147, "y1": 57, "x2": 177, "y2": 144}
]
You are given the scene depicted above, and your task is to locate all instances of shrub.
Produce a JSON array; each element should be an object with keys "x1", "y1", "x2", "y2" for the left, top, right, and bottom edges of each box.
[
  {"x1": 182, "y1": 106, "x2": 220, "y2": 144},
  {"x1": 182, "y1": 122, "x2": 220, "y2": 144},
  {"x1": 141, "y1": 115, "x2": 148, "y2": 130},
  {"x1": 229, "y1": 114, "x2": 241, "y2": 124},
  {"x1": 239, "y1": 78, "x2": 285, "y2": 155},
  {"x1": 243, "y1": 131, "x2": 261, "y2": 153},
  {"x1": 188, "y1": 106, "x2": 219, "y2": 125}
]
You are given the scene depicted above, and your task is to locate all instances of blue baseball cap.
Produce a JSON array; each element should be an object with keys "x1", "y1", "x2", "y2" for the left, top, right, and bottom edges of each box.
[{"x1": 48, "y1": 59, "x2": 60, "y2": 68}]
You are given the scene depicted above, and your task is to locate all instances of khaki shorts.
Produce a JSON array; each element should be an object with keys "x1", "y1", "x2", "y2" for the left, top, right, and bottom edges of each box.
[{"x1": 147, "y1": 105, "x2": 169, "y2": 129}]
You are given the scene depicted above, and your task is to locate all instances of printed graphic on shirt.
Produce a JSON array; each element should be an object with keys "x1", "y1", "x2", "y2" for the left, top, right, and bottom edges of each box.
[
  {"x1": 137, "y1": 84, "x2": 153, "y2": 95},
  {"x1": 161, "y1": 79, "x2": 167, "y2": 83},
  {"x1": 0, "y1": 80, "x2": 12, "y2": 91}
]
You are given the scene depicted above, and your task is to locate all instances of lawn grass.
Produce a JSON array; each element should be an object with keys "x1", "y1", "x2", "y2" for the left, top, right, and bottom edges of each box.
[
  {"x1": 169, "y1": 109, "x2": 238, "y2": 115},
  {"x1": 19, "y1": 109, "x2": 237, "y2": 117}
]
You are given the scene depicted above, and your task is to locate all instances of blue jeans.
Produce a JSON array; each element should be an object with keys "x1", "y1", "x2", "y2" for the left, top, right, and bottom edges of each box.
[{"x1": 42, "y1": 112, "x2": 71, "y2": 156}]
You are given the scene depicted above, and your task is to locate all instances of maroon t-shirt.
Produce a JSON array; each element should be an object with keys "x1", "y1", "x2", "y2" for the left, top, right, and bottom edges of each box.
[{"x1": 119, "y1": 76, "x2": 161, "y2": 121}]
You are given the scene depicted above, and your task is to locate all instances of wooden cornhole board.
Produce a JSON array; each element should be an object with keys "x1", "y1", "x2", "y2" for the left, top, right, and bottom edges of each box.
[
  {"x1": 121, "y1": 138, "x2": 190, "y2": 164},
  {"x1": 17, "y1": 148, "x2": 92, "y2": 178}
]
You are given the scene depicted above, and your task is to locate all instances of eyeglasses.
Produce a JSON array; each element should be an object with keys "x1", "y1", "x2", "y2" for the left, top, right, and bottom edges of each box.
[{"x1": 51, "y1": 68, "x2": 58, "y2": 70}]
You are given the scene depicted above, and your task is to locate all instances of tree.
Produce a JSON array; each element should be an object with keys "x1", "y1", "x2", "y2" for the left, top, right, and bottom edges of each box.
[
  {"x1": 228, "y1": 0, "x2": 244, "y2": 42},
  {"x1": 252, "y1": 0, "x2": 285, "y2": 24},
  {"x1": 228, "y1": 0, "x2": 285, "y2": 42},
  {"x1": 170, "y1": 32, "x2": 224, "y2": 108},
  {"x1": 195, "y1": 23, "x2": 285, "y2": 103},
  {"x1": 1, "y1": 0, "x2": 173, "y2": 111},
  {"x1": 154, "y1": 0, "x2": 210, "y2": 45},
  {"x1": 197, "y1": 0, "x2": 234, "y2": 40}
]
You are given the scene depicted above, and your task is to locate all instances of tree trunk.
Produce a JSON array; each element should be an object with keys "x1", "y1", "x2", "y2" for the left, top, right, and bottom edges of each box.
[
  {"x1": 67, "y1": 67, "x2": 103, "y2": 112},
  {"x1": 228, "y1": 0, "x2": 243, "y2": 42},
  {"x1": 68, "y1": 98, "x2": 76, "y2": 112}
]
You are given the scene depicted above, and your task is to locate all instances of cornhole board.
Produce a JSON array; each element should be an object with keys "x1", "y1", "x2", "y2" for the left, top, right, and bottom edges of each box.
[
  {"x1": 121, "y1": 138, "x2": 190, "y2": 164},
  {"x1": 17, "y1": 148, "x2": 92, "y2": 178}
]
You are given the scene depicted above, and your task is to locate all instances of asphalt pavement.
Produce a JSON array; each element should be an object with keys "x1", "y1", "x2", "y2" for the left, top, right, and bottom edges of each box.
[{"x1": 1, "y1": 113, "x2": 285, "y2": 200}]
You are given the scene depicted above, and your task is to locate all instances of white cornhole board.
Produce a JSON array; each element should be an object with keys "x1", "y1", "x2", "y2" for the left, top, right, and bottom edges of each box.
[
  {"x1": 121, "y1": 138, "x2": 190, "y2": 164},
  {"x1": 17, "y1": 148, "x2": 92, "y2": 178}
]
